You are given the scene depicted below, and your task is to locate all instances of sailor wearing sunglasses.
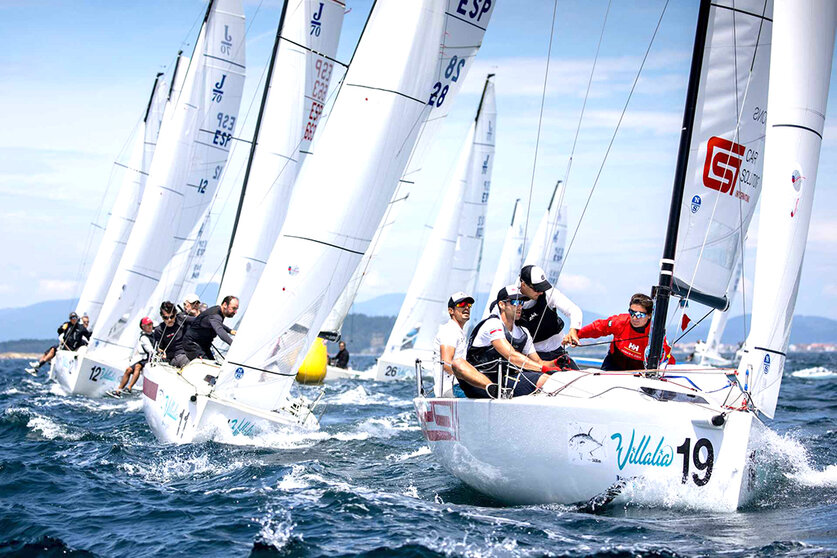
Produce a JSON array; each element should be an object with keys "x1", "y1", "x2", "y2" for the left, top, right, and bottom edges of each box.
[
  {"x1": 431, "y1": 292, "x2": 476, "y2": 397},
  {"x1": 460, "y1": 285, "x2": 563, "y2": 398},
  {"x1": 571, "y1": 293, "x2": 675, "y2": 371}
]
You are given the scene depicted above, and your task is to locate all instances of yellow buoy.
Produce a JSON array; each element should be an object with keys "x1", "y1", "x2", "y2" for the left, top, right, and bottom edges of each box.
[{"x1": 296, "y1": 337, "x2": 328, "y2": 384}]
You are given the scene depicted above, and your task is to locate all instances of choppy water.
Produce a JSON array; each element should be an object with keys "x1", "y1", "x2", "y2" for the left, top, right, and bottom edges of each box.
[{"x1": 1, "y1": 353, "x2": 835, "y2": 557}]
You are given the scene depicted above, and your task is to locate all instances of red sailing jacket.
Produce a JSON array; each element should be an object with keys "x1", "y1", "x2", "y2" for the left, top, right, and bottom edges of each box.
[{"x1": 577, "y1": 313, "x2": 675, "y2": 367}]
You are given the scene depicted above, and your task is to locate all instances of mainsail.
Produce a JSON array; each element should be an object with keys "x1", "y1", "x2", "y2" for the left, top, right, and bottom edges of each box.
[
  {"x1": 524, "y1": 179, "x2": 568, "y2": 286},
  {"x1": 383, "y1": 75, "x2": 496, "y2": 354},
  {"x1": 91, "y1": 0, "x2": 245, "y2": 353},
  {"x1": 219, "y1": 0, "x2": 346, "y2": 327},
  {"x1": 670, "y1": 0, "x2": 773, "y2": 310},
  {"x1": 481, "y1": 198, "x2": 526, "y2": 319},
  {"x1": 75, "y1": 72, "x2": 168, "y2": 323},
  {"x1": 215, "y1": 0, "x2": 495, "y2": 410},
  {"x1": 740, "y1": 0, "x2": 836, "y2": 418}
]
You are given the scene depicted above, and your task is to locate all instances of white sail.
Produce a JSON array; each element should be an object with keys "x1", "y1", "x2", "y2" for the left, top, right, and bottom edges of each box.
[
  {"x1": 219, "y1": 0, "x2": 345, "y2": 326},
  {"x1": 91, "y1": 0, "x2": 246, "y2": 355},
  {"x1": 75, "y1": 73, "x2": 168, "y2": 323},
  {"x1": 524, "y1": 179, "x2": 568, "y2": 286},
  {"x1": 740, "y1": 0, "x2": 836, "y2": 418},
  {"x1": 320, "y1": 46, "x2": 494, "y2": 341},
  {"x1": 481, "y1": 198, "x2": 526, "y2": 319},
  {"x1": 215, "y1": 0, "x2": 495, "y2": 410},
  {"x1": 672, "y1": 0, "x2": 772, "y2": 310},
  {"x1": 703, "y1": 258, "x2": 743, "y2": 355},
  {"x1": 384, "y1": 75, "x2": 496, "y2": 354}
]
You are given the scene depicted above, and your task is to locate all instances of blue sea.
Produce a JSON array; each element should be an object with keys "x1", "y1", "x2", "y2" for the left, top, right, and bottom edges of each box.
[{"x1": 1, "y1": 352, "x2": 835, "y2": 557}]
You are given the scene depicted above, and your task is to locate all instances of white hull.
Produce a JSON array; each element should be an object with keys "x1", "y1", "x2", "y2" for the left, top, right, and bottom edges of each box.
[
  {"x1": 50, "y1": 347, "x2": 135, "y2": 397},
  {"x1": 417, "y1": 368, "x2": 761, "y2": 509},
  {"x1": 375, "y1": 348, "x2": 433, "y2": 381},
  {"x1": 142, "y1": 360, "x2": 319, "y2": 444}
]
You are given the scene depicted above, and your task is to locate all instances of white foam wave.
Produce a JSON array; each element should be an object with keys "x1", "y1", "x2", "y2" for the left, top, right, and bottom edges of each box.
[
  {"x1": 255, "y1": 509, "x2": 298, "y2": 550},
  {"x1": 387, "y1": 446, "x2": 431, "y2": 462},
  {"x1": 327, "y1": 385, "x2": 411, "y2": 407},
  {"x1": 759, "y1": 428, "x2": 837, "y2": 488},
  {"x1": 791, "y1": 366, "x2": 836, "y2": 379},
  {"x1": 4, "y1": 407, "x2": 83, "y2": 441},
  {"x1": 118, "y1": 452, "x2": 251, "y2": 484},
  {"x1": 2, "y1": 387, "x2": 23, "y2": 395}
]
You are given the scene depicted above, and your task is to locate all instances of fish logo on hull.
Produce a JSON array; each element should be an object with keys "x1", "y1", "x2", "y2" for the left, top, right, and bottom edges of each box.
[{"x1": 569, "y1": 426, "x2": 605, "y2": 464}]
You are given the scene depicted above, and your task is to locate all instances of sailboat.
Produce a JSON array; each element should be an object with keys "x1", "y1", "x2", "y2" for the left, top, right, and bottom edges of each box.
[
  {"x1": 141, "y1": 0, "x2": 495, "y2": 443},
  {"x1": 479, "y1": 199, "x2": 526, "y2": 320},
  {"x1": 694, "y1": 259, "x2": 743, "y2": 365},
  {"x1": 416, "y1": 0, "x2": 829, "y2": 510},
  {"x1": 52, "y1": 0, "x2": 246, "y2": 397},
  {"x1": 375, "y1": 75, "x2": 497, "y2": 382}
]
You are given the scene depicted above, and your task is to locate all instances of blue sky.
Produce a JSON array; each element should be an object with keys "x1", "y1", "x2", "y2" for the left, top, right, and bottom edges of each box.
[{"x1": 2, "y1": 1, "x2": 836, "y2": 325}]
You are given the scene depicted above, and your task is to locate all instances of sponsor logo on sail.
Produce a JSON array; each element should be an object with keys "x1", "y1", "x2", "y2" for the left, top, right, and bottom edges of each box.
[
  {"x1": 234, "y1": 367, "x2": 245, "y2": 379},
  {"x1": 691, "y1": 194, "x2": 701, "y2": 214},
  {"x1": 762, "y1": 353, "x2": 771, "y2": 374},
  {"x1": 611, "y1": 429, "x2": 674, "y2": 470},
  {"x1": 703, "y1": 136, "x2": 745, "y2": 195}
]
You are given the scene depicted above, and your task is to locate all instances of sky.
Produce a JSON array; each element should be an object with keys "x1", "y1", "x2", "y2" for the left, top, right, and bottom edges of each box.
[{"x1": 2, "y1": 1, "x2": 837, "y2": 328}]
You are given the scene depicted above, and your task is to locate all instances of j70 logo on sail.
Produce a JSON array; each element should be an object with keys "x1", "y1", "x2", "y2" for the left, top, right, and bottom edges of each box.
[{"x1": 703, "y1": 136, "x2": 745, "y2": 195}]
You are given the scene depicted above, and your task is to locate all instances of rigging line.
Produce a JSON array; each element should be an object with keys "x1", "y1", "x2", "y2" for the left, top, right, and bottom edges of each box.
[
  {"x1": 520, "y1": 0, "x2": 559, "y2": 269},
  {"x1": 667, "y1": 1, "x2": 768, "y2": 333},
  {"x1": 561, "y1": 0, "x2": 670, "y2": 273},
  {"x1": 671, "y1": 307, "x2": 714, "y2": 347}
]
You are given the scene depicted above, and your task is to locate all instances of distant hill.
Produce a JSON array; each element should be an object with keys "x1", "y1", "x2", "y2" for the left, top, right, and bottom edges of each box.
[{"x1": 4, "y1": 294, "x2": 836, "y2": 348}]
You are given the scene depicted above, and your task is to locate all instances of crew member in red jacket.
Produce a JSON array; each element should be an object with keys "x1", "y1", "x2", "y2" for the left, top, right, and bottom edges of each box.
[{"x1": 564, "y1": 293, "x2": 674, "y2": 371}]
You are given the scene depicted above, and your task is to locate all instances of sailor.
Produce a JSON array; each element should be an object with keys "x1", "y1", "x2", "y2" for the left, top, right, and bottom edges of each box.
[
  {"x1": 27, "y1": 312, "x2": 82, "y2": 374},
  {"x1": 153, "y1": 301, "x2": 192, "y2": 368},
  {"x1": 516, "y1": 264, "x2": 582, "y2": 368},
  {"x1": 181, "y1": 296, "x2": 239, "y2": 362},
  {"x1": 108, "y1": 317, "x2": 155, "y2": 398},
  {"x1": 183, "y1": 293, "x2": 202, "y2": 317},
  {"x1": 431, "y1": 291, "x2": 476, "y2": 397},
  {"x1": 570, "y1": 293, "x2": 675, "y2": 371},
  {"x1": 79, "y1": 315, "x2": 92, "y2": 347},
  {"x1": 329, "y1": 341, "x2": 350, "y2": 369},
  {"x1": 463, "y1": 285, "x2": 563, "y2": 399}
]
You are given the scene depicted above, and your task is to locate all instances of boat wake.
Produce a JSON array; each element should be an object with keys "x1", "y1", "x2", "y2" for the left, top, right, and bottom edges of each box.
[
  {"x1": 2, "y1": 407, "x2": 84, "y2": 441},
  {"x1": 326, "y1": 385, "x2": 412, "y2": 407}
]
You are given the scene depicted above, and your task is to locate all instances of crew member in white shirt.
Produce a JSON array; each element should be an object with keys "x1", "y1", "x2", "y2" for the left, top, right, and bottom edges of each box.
[
  {"x1": 463, "y1": 285, "x2": 563, "y2": 399},
  {"x1": 517, "y1": 264, "x2": 582, "y2": 367},
  {"x1": 432, "y1": 292, "x2": 476, "y2": 397}
]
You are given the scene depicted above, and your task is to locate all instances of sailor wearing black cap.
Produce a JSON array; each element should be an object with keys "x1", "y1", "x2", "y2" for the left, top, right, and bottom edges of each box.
[
  {"x1": 517, "y1": 264, "x2": 582, "y2": 363},
  {"x1": 463, "y1": 285, "x2": 563, "y2": 398}
]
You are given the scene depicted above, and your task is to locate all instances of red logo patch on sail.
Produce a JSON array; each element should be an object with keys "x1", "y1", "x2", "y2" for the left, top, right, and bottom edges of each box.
[
  {"x1": 419, "y1": 400, "x2": 458, "y2": 442},
  {"x1": 703, "y1": 136, "x2": 745, "y2": 195}
]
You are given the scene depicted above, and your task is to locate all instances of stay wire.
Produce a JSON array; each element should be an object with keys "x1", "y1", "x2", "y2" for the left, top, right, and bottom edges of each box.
[
  {"x1": 520, "y1": 0, "x2": 560, "y2": 267},
  {"x1": 561, "y1": 0, "x2": 670, "y2": 272}
]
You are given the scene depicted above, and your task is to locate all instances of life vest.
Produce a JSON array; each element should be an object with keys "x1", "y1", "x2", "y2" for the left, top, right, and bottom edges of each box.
[
  {"x1": 466, "y1": 316, "x2": 529, "y2": 375},
  {"x1": 516, "y1": 294, "x2": 564, "y2": 343}
]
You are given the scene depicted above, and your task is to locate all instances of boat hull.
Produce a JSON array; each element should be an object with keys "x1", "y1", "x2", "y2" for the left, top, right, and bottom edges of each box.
[
  {"x1": 416, "y1": 374, "x2": 759, "y2": 510},
  {"x1": 142, "y1": 360, "x2": 319, "y2": 444},
  {"x1": 51, "y1": 347, "x2": 133, "y2": 397},
  {"x1": 375, "y1": 348, "x2": 433, "y2": 381}
]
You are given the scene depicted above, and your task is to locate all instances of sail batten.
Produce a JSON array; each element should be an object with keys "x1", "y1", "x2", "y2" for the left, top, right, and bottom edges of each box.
[{"x1": 217, "y1": 0, "x2": 495, "y2": 410}]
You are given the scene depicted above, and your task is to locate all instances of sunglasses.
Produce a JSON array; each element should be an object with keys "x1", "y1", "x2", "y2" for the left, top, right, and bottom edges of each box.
[
  {"x1": 455, "y1": 301, "x2": 472, "y2": 309},
  {"x1": 628, "y1": 309, "x2": 649, "y2": 319},
  {"x1": 504, "y1": 299, "x2": 524, "y2": 306},
  {"x1": 162, "y1": 314, "x2": 176, "y2": 320}
]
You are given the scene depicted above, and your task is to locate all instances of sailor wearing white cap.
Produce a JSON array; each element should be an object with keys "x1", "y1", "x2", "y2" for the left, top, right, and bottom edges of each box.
[
  {"x1": 517, "y1": 264, "x2": 582, "y2": 362},
  {"x1": 430, "y1": 292, "x2": 474, "y2": 396}
]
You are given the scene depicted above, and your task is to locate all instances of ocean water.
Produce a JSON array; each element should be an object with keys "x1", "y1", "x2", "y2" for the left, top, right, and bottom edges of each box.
[{"x1": 1, "y1": 353, "x2": 835, "y2": 557}]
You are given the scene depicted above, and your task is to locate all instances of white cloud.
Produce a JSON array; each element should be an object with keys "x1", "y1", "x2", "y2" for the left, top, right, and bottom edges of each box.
[
  {"x1": 824, "y1": 284, "x2": 837, "y2": 298},
  {"x1": 558, "y1": 272, "x2": 605, "y2": 294}
]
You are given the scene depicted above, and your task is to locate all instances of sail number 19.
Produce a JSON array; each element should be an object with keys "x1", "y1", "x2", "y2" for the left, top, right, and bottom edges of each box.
[{"x1": 676, "y1": 437, "x2": 714, "y2": 486}]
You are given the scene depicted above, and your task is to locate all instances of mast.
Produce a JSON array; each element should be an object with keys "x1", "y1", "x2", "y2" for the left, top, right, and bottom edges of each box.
[
  {"x1": 547, "y1": 179, "x2": 562, "y2": 211},
  {"x1": 144, "y1": 72, "x2": 165, "y2": 123},
  {"x1": 167, "y1": 51, "x2": 184, "y2": 101},
  {"x1": 220, "y1": 0, "x2": 290, "y2": 284},
  {"x1": 646, "y1": 0, "x2": 712, "y2": 370}
]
